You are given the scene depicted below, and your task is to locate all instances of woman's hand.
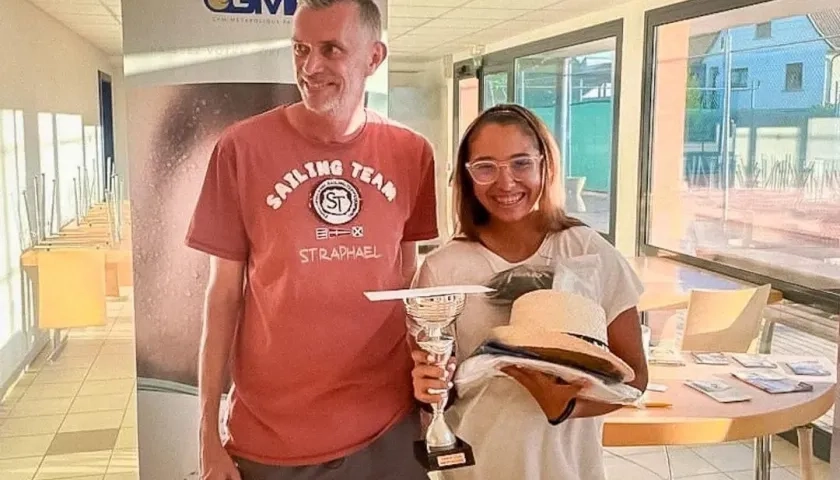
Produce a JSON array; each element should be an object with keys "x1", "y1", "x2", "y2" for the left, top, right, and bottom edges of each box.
[
  {"x1": 411, "y1": 350, "x2": 457, "y2": 405},
  {"x1": 501, "y1": 366, "x2": 589, "y2": 421}
]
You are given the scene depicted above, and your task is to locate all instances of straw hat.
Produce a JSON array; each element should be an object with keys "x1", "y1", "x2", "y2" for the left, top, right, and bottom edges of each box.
[{"x1": 489, "y1": 289, "x2": 635, "y2": 383}]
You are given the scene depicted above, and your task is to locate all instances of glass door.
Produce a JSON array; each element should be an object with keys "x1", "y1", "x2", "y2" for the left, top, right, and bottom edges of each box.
[
  {"x1": 481, "y1": 69, "x2": 511, "y2": 109},
  {"x1": 451, "y1": 62, "x2": 481, "y2": 237}
]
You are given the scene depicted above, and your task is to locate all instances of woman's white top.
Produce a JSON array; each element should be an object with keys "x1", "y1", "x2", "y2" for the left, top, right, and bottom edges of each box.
[{"x1": 413, "y1": 226, "x2": 644, "y2": 480}]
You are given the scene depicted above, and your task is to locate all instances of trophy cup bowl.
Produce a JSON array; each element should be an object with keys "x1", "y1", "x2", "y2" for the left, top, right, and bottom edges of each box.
[{"x1": 404, "y1": 293, "x2": 476, "y2": 472}]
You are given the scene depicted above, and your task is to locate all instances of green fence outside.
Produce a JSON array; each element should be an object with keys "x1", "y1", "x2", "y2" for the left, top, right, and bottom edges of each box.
[{"x1": 531, "y1": 100, "x2": 613, "y2": 193}]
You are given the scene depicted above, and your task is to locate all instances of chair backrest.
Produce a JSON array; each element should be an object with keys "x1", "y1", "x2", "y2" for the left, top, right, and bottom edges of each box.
[{"x1": 681, "y1": 284, "x2": 772, "y2": 353}]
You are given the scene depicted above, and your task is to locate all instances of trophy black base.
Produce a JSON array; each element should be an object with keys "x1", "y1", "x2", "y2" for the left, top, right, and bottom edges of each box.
[{"x1": 413, "y1": 438, "x2": 475, "y2": 472}]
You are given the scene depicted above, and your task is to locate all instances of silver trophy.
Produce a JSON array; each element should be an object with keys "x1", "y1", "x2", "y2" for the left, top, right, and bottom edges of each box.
[
  {"x1": 364, "y1": 285, "x2": 491, "y2": 471},
  {"x1": 404, "y1": 293, "x2": 475, "y2": 471}
]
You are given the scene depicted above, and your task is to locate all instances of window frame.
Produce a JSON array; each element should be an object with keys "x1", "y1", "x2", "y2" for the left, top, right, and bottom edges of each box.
[
  {"x1": 473, "y1": 19, "x2": 625, "y2": 245},
  {"x1": 785, "y1": 62, "x2": 804, "y2": 91},
  {"x1": 636, "y1": 0, "x2": 840, "y2": 309}
]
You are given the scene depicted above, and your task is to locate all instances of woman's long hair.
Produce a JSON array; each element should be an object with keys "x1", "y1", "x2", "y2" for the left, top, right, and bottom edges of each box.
[{"x1": 452, "y1": 103, "x2": 584, "y2": 240}]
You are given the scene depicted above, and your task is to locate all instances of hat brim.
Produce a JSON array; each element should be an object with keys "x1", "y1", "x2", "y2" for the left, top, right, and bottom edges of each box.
[{"x1": 489, "y1": 327, "x2": 635, "y2": 383}]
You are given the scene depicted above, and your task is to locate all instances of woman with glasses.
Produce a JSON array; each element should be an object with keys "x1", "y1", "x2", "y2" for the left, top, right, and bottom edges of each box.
[{"x1": 411, "y1": 104, "x2": 649, "y2": 480}]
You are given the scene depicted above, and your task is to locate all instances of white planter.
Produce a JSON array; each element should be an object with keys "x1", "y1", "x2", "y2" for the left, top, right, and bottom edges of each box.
[{"x1": 565, "y1": 176, "x2": 587, "y2": 213}]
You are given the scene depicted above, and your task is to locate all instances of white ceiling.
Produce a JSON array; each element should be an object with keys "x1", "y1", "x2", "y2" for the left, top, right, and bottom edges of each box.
[
  {"x1": 387, "y1": 0, "x2": 607, "y2": 59},
  {"x1": 25, "y1": 0, "x2": 603, "y2": 60},
  {"x1": 28, "y1": 0, "x2": 122, "y2": 55}
]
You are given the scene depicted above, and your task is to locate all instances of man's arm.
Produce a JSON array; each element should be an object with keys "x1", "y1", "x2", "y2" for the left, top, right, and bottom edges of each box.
[{"x1": 198, "y1": 255, "x2": 246, "y2": 446}]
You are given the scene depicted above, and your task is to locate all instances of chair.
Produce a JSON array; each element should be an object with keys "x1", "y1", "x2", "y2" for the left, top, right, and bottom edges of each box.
[{"x1": 679, "y1": 284, "x2": 772, "y2": 354}]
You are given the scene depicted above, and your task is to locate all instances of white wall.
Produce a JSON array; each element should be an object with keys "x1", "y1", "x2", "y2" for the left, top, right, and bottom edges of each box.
[
  {"x1": 0, "y1": 0, "x2": 126, "y2": 396},
  {"x1": 389, "y1": 58, "x2": 452, "y2": 242}
]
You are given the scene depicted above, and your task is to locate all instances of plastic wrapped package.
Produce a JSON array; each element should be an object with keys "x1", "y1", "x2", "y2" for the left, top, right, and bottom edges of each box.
[
  {"x1": 483, "y1": 264, "x2": 554, "y2": 305},
  {"x1": 455, "y1": 352, "x2": 644, "y2": 406},
  {"x1": 483, "y1": 253, "x2": 603, "y2": 306}
]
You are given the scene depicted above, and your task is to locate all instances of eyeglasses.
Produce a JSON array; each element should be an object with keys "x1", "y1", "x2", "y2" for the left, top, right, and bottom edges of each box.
[{"x1": 465, "y1": 156, "x2": 542, "y2": 185}]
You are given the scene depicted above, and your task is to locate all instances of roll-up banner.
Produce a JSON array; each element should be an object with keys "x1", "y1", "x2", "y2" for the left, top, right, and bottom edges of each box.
[{"x1": 121, "y1": 1, "x2": 389, "y2": 477}]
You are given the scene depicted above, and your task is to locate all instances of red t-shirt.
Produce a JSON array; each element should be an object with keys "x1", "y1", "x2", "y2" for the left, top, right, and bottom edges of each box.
[{"x1": 185, "y1": 104, "x2": 438, "y2": 465}]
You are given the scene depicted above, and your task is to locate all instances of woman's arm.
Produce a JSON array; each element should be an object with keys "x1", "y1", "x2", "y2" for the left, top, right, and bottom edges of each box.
[{"x1": 567, "y1": 306, "x2": 649, "y2": 419}]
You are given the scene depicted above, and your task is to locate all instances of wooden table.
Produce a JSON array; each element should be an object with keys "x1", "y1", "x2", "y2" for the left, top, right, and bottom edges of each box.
[
  {"x1": 604, "y1": 353, "x2": 836, "y2": 479},
  {"x1": 629, "y1": 256, "x2": 784, "y2": 312},
  {"x1": 17, "y1": 202, "x2": 132, "y2": 361}
]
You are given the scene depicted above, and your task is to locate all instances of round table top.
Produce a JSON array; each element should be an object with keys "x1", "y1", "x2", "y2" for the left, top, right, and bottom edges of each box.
[{"x1": 603, "y1": 353, "x2": 836, "y2": 446}]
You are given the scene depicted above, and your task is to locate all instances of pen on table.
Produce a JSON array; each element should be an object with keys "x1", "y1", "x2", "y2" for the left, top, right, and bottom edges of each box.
[{"x1": 630, "y1": 401, "x2": 672, "y2": 409}]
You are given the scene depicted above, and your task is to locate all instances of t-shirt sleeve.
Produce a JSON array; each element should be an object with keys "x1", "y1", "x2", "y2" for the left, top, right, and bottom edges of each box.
[
  {"x1": 411, "y1": 256, "x2": 441, "y2": 289},
  {"x1": 402, "y1": 138, "x2": 439, "y2": 242},
  {"x1": 184, "y1": 136, "x2": 249, "y2": 262},
  {"x1": 585, "y1": 231, "x2": 645, "y2": 324}
]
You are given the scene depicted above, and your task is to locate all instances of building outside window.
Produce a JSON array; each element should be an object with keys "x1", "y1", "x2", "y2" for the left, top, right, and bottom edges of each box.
[
  {"x1": 640, "y1": 0, "x2": 840, "y2": 454},
  {"x1": 643, "y1": 4, "x2": 840, "y2": 298}
]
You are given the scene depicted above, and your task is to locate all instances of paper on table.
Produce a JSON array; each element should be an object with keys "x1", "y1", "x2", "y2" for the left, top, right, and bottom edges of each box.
[
  {"x1": 363, "y1": 285, "x2": 494, "y2": 302},
  {"x1": 685, "y1": 379, "x2": 752, "y2": 403}
]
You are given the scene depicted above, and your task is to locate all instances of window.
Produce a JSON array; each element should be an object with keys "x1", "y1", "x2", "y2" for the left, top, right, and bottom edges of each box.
[
  {"x1": 785, "y1": 62, "x2": 803, "y2": 90},
  {"x1": 731, "y1": 68, "x2": 749, "y2": 88},
  {"x1": 0, "y1": 109, "x2": 26, "y2": 351},
  {"x1": 55, "y1": 113, "x2": 84, "y2": 227},
  {"x1": 515, "y1": 40, "x2": 617, "y2": 235},
  {"x1": 482, "y1": 71, "x2": 509, "y2": 109},
  {"x1": 471, "y1": 22, "x2": 623, "y2": 241},
  {"x1": 641, "y1": 2, "x2": 840, "y2": 301},
  {"x1": 37, "y1": 113, "x2": 56, "y2": 235},
  {"x1": 755, "y1": 22, "x2": 771, "y2": 39}
]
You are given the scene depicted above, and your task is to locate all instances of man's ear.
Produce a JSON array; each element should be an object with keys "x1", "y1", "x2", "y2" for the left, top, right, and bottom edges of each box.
[{"x1": 368, "y1": 40, "x2": 388, "y2": 75}]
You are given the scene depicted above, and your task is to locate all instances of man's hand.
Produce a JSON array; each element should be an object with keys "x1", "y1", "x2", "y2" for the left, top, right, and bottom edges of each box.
[{"x1": 200, "y1": 438, "x2": 241, "y2": 480}]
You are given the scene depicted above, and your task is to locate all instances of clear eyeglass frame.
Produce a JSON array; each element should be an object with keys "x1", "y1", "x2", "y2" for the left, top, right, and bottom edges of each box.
[{"x1": 465, "y1": 155, "x2": 543, "y2": 185}]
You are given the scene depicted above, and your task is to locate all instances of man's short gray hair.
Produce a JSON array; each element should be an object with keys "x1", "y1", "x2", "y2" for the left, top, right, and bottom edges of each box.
[{"x1": 298, "y1": 0, "x2": 382, "y2": 38}]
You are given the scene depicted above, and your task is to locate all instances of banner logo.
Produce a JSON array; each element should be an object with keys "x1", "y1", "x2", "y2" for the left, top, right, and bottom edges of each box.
[
  {"x1": 311, "y1": 178, "x2": 361, "y2": 225},
  {"x1": 204, "y1": 0, "x2": 298, "y2": 16}
]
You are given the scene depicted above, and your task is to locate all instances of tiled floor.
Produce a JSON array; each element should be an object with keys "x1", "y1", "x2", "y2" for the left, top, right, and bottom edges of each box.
[
  {"x1": 0, "y1": 287, "x2": 834, "y2": 479},
  {"x1": 605, "y1": 440, "x2": 831, "y2": 479},
  {"x1": 0, "y1": 290, "x2": 138, "y2": 480}
]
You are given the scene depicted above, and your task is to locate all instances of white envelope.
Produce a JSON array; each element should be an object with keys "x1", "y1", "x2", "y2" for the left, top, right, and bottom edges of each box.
[{"x1": 363, "y1": 285, "x2": 494, "y2": 302}]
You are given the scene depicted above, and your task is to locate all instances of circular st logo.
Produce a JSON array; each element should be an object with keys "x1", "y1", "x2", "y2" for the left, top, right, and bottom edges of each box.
[{"x1": 311, "y1": 179, "x2": 361, "y2": 225}]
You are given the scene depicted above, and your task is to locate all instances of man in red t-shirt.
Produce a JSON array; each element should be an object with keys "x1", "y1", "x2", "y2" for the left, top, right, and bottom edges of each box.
[{"x1": 187, "y1": 1, "x2": 438, "y2": 479}]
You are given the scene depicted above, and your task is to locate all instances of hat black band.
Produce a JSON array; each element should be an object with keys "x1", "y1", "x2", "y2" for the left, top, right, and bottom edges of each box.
[{"x1": 568, "y1": 333, "x2": 608, "y2": 351}]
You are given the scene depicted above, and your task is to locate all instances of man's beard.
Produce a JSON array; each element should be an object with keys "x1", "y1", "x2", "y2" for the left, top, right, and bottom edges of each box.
[
  {"x1": 301, "y1": 92, "x2": 342, "y2": 115},
  {"x1": 296, "y1": 77, "x2": 348, "y2": 116}
]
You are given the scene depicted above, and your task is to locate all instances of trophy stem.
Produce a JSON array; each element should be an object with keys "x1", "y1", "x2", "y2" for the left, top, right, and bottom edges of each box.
[
  {"x1": 416, "y1": 334, "x2": 457, "y2": 452},
  {"x1": 426, "y1": 403, "x2": 457, "y2": 451}
]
